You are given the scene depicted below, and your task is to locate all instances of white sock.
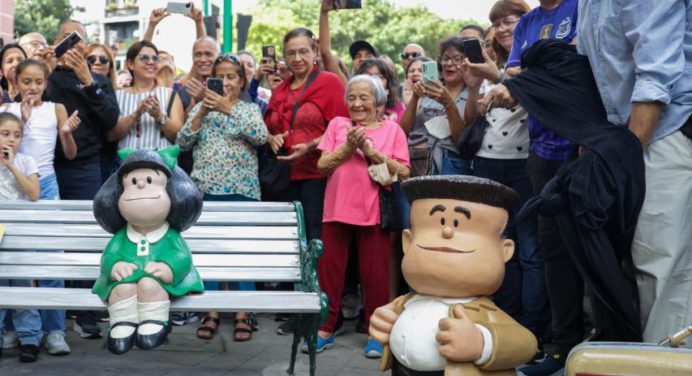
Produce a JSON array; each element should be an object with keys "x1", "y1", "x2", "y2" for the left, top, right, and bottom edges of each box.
[
  {"x1": 137, "y1": 300, "x2": 170, "y2": 336},
  {"x1": 108, "y1": 295, "x2": 138, "y2": 339}
]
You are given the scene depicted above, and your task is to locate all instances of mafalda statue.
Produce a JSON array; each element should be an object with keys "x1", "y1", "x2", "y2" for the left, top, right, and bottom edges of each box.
[
  {"x1": 92, "y1": 145, "x2": 204, "y2": 355},
  {"x1": 370, "y1": 175, "x2": 537, "y2": 375}
]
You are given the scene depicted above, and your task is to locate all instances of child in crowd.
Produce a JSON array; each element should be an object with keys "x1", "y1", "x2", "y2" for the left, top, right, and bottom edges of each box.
[
  {"x1": 0, "y1": 112, "x2": 43, "y2": 362},
  {"x1": 0, "y1": 59, "x2": 80, "y2": 356}
]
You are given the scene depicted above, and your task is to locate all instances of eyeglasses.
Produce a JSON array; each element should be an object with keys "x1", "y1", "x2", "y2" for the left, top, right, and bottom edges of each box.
[
  {"x1": 137, "y1": 54, "x2": 160, "y2": 64},
  {"x1": 492, "y1": 17, "x2": 520, "y2": 30},
  {"x1": 21, "y1": 41, "x2": 48, "y2": 50},
  {"x1": 441, "y1": 55, "x2": 464, "y2": 65},
  {"x1": 215, "y1": 54, "x2": 241, "y2": 64},
  {"x1": 400, "y1": 51, "x2": 422, "y2": 60},
  {"x1": 284, "y1": 48, "x2": 313, "y2": 59},
  {"x1": 87, "y1": 55, "x2": 109, "y2": 65}
]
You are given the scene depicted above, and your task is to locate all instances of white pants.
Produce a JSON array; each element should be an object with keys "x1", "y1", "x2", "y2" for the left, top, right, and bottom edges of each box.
[{"x1": 632, "y1": 130, "x2": 692, "y2": 346}]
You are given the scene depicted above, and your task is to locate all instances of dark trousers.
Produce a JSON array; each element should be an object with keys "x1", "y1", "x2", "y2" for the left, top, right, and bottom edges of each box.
[
  {"x1": 526, "y1": 152, "x2": 584, "y2": 354},
  {"x1": 473, "y1": 157, "x2": 550, "y2": 339},
  {"x1": 281, "y1": 178, "x2": 327, "y2": 241}
]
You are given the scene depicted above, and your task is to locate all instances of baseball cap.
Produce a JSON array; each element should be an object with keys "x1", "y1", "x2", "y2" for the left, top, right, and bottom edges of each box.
[{"x1": 349, "y1": 40, "x2": 379, "y2": 59}]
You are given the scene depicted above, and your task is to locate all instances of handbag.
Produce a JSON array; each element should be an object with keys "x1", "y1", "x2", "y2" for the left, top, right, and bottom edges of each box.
[
  {"x1": 456, "y1": 115, "x2": 489, "y2": 160},
  {"x1": 258, "y1": 69, "x2": 321, "y2": 198}
]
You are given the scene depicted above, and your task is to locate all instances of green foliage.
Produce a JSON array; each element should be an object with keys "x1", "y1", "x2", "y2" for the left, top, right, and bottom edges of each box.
[
  {"x1": 14, "y1": 0, "x2": 81, "y2": 43},
  {"x1": 241, "y1": 0, "x2": 479, "y2": 79}
]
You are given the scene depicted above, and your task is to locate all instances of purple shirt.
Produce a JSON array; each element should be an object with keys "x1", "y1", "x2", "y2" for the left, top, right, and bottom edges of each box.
[{"x1": 508, "y1": 0, "x2": 579, "y2": 161}]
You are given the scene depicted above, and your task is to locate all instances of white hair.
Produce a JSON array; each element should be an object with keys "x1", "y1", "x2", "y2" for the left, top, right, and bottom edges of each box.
[{"x1": 346, "y1": 74, "x2": 388, "y2": 107}]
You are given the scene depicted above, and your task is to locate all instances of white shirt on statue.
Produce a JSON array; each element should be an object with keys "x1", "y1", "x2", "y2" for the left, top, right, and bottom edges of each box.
[{"x1": 389, "y1": 294, "x2": 494, "y2": 371}]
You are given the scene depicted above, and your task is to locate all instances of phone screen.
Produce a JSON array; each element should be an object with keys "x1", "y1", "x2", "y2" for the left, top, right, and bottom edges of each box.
[
  {"x1": 422, "y1": 61, "x2": 439, "y2": 84},
  {"x1": 262, "y1": 46, "x2": 277, "y2": 72},
  {"x1": 462, "y1": 39, "x2": 484, "y2": 64}
]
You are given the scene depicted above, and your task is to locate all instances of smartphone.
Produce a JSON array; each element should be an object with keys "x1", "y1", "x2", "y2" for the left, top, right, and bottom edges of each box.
[
  {"x1": 422, "y1": 61, "x2": 439, "y2": 84},
  {"x1": 207, "y1": 78, "x2": 224, "y2": 96},
  {"x1": 166, "y1": 2, "x2": 191, "y2": 14},
  {"x1": 462, "y1": 38, "x2": 484, "y2": 64},
  {"x1": 54, "y1": 31, "x2": 82, "y2": 58},
  {"x1": 262, "y1": 45, "x2": 277, "y2": 72},
  {"x1": 333, "y1": 0, "x2": 362, "y2": 9}
]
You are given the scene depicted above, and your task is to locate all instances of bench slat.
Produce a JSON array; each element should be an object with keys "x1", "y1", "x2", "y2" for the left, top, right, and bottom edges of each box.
[
  {"x1": 3, "y1": 223, "x2": 299, "y2": 240},
  {"x1": 0, "y1": 237, "x2": 300, "y2": 254},
  {"x1": 0, "y1": 265, "x2": 301, "y2": 281},
  {"x1": 0, "y1": 210, "x2": 297, "y2": 225},
  {"x1": 0, "y1": 252, "x2": 299, "y2": 267},
  {"x1": 0, "y1": 287, "x2": 320, "y2": 313},
  {"x1": 0, "y1": 200, "x2": 296, "y2": 212}
]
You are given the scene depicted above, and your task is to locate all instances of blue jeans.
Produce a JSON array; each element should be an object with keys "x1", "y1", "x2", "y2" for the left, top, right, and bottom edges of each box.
[
  {"x1": 202, "y1": 193, "x2": 256, "y2": 292},
  {"x1": 472, "y1": 157, "x2": 550, "y2": 338},
  {"x1": 0, "y1": 280, "x2": 42, "y2": 346},
  {"x1": 438, "y1": 149, "x2": 473, "y2": 175},
  {"x1": 36, "y1": 174, "x2": 66, "y2": 334}
]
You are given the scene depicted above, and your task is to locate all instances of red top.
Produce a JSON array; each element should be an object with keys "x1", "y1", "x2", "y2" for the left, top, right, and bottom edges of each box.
[{"x1": 264, "y1": 67, "x2": 349, "y2": 180}]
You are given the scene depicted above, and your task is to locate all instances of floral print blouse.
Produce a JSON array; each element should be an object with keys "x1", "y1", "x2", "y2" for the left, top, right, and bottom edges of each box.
[{"x1": 177, "y1": 101, "x2": 268, "y2": 200}]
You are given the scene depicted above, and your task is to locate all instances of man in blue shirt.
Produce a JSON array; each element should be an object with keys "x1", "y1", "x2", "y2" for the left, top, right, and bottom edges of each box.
[{"x1": 578, "y1": 0, "x2": 692, "y2": 348}]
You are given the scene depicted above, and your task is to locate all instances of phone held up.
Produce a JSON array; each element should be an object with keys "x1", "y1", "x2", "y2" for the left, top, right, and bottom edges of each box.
[
  {"x1": 166, "y1": 2, "x2": 192, "y2": 15},
  {"x1": 261, "y1": 46, "x2": 277, "y2": 72},
  {"x1": 421, "y1": 61, "x2": 439, "y2": 84},
  {"x1": 207, "y1": 78, "x2": 224, "y2": 96},
  {"x1": 332, "y1": 0, "x2": 362, "y2": 9},
  {"x1": 462, "y1": 39, "x2": 484, "y2": 64},
  {"x1": 54, "y1": 31, "x2": 82, "y2": 58}
]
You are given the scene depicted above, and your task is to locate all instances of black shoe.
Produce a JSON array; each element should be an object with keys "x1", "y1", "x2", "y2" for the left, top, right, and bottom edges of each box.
[
  {"x1": 107, "y1": 322, "x2": 138, "y2": 355},
  {"x1": 135, "y1": 320, "x2": 171, "y2": 350},
  {"x1": 74, "y1": 311, "x2": 102, "y2": 339},
  {"x1": 274, "y1": 313, "x2": 291, "y2": 322},
  {"x1": 276, "y1": 317, "x2": 295, "y2": 335},
  {"x1": 19, "y1": 344, "x2": 39, "y2": 363}
]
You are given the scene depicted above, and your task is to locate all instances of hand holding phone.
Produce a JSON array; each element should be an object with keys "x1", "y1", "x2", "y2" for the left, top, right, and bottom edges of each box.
[
  {"x1": 332, "y1": 0, "x2": 362, "y2": 9},
  {"x1": 207, "y1": 78, "x2": 224, "y2": 96},
  {"x1": 54, "y1": 31, "x2": 82, "y2": 58},
  {"x1": 421, "y1": 61, "x2": 439, "y2": 84},
  {"x1": 261, "y1": 46, "x2": 277, "y2": 73},
  {"x1": 462, "y1": 39, "x2": 484, "y2": 64}
]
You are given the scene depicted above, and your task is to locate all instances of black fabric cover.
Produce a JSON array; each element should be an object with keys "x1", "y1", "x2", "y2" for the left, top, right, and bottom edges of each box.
[{"x1": 509, "y1": 39, "x2": 644, "y2": 342}]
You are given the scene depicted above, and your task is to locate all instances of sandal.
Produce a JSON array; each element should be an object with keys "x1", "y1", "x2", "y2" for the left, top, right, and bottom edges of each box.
[
  {"x1": 196, "y1": 316, "x2": 220, "y2": 340},
  {"x1": 233, "y1": 317, "x2": 254, "y2": 342}
]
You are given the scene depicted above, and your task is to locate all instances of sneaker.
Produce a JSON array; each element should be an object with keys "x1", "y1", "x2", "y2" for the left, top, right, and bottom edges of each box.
[
  {"x1": 527, "y1": 339, "x2": 546, "y2": 365},
  {"x1": 73, "y1": 312, "x2": 102, "y2": 339},
  {"x1": 171, "y1": 312, "x2": 199, "y2": 326},
  {"x1": 277, "y1": 317, "x2": 295, "y2": 335},
  {"x1": 364, "y1": 338, "x2": 383, "y2": 359},
  {"x1": 517, "y1": 351, "x2": 566, "y2": 376},
  {"x1": 45, "y1": 332, "x2": 71, "y2": 355},
  {"x1": 1, "y1": 331, "x2": 18, "y2": 349},
  {"x1": 19, "y1": 344, "x2": 39, "y2": 363},
  {"x1": 300, "y1": 334, "x2": 335, "y2": 354}
]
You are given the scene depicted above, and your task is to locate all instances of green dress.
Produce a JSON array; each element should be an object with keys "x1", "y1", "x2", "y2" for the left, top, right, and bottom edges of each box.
[{"x1": 92, "y1": 224, "x2": 204, "y2": 301}]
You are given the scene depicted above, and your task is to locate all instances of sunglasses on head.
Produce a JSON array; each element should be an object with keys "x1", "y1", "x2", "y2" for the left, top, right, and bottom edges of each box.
[
  {"x1": 87, "y1": 55, "x2": 109, "y2": 65},
  {"x1": 137, "y1": 54, "x2": 160, "y2": 64},
  {"x1": 215, "y1": 54, "x2": 241, "y2": 64},
  {"x1": 401, "y1": 51, "x2": 422, "y2": 60}
]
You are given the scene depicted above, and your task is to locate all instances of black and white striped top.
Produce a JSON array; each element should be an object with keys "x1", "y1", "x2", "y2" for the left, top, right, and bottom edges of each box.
[{"x1": 115, "y1": 86, "x2": 173, "y2": 151}]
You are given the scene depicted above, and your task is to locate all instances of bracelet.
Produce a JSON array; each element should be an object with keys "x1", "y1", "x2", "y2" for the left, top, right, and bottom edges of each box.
[{"x1": 494, "y1": 70, "x2": 505, "y2": 84}]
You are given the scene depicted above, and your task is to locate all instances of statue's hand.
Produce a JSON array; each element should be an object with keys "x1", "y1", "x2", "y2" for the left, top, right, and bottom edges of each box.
[
  {"x1": 111, "y1": 261, "x2": 138, "y2": 282},
  {"x1": 144, "y1": 261, "x2": 173, "y2": 284},
  {"x1": 436, "y1": 305, "x2": 485, "y2": 363},
  {"x1": 369, "y1": 302, "x2": 400, "y2": 344}
]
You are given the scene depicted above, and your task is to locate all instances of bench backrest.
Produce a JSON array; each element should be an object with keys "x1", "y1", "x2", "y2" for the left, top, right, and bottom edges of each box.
[{"x1": 0, "y1": 200, "x2": 305, "y2": 283}]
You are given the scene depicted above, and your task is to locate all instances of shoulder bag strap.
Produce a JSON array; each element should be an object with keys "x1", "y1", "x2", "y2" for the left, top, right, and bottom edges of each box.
[{"x1": 288, "y1": 69, "x2": 321, "y2": 132}]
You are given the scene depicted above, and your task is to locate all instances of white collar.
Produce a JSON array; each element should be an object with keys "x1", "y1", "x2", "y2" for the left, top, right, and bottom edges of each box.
[
  {"x1": 126, "y1": 222, "x2": 169, "y2": 244},
  {"x1": 406, "y1": 294, "x2": 479, "y2": 307}
]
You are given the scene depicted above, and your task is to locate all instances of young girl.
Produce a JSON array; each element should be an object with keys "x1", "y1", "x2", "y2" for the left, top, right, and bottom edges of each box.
[
  {"x1": 0, "y1": 59, "x2": 80, "y2": 356},
  {"x1": 0, "y1": 112, "x2": 43, "y2": 363}
]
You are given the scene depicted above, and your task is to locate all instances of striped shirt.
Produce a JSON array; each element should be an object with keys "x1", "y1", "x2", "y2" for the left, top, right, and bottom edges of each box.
[{"x1": 116, "y1": 86, "x2": 173, "y2": 151}]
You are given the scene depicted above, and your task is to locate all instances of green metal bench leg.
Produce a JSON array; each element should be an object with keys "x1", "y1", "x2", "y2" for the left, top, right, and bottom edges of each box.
[{"x1": 308, "y1": 329, "x2": 317, "y2": 376}]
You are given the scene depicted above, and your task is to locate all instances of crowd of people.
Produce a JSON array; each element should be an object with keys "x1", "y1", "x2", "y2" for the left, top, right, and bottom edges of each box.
[{"x1": 0, "y1": 1, "x2": 689, "y2": 375}]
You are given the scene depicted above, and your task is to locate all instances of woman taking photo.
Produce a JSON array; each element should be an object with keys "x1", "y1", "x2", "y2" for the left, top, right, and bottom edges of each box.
[
  {"x1": 107, "y1": 41, "x2": 184, "y2": 151},
  {"x1": 264, "y1": 27, "x2": 348, "y2": 240},
  {"x1": 311, "y1": 75, "x2": 409, "y2": 357},
  {"x1": 177, "y1": 53, "x2": 268, "y2": 342},
  {"x1": 400, "y1": 37, "x2": 477, "y2": 177},
  {"x1": 463, "y1": 0, "x2": 549, "y2": 357}
]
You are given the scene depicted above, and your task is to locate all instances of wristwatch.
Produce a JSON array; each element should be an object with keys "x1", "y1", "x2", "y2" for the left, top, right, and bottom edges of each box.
[{"x1": 157, "y1": 115, "x2": 167, "y2": 127}]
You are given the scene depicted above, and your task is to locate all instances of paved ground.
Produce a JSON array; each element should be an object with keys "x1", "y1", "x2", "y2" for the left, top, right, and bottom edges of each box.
[{"x1": 0, "y1": 314, "x2": 383, "y2": 376}]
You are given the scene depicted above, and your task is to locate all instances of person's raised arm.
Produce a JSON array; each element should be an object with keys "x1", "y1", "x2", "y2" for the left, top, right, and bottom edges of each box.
[
  {"x1": 319, "y1": 0, "x2": 348, "y2": 85},
  {"x1": 143, "y1": 8, "x2": 169, "y2": 42},
  {"x1": 186, "y1": 3, "x2": 207, "y2": 39},
  {"x1": 399, "y1": 82, "x2": 424, "y2": 134}
]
